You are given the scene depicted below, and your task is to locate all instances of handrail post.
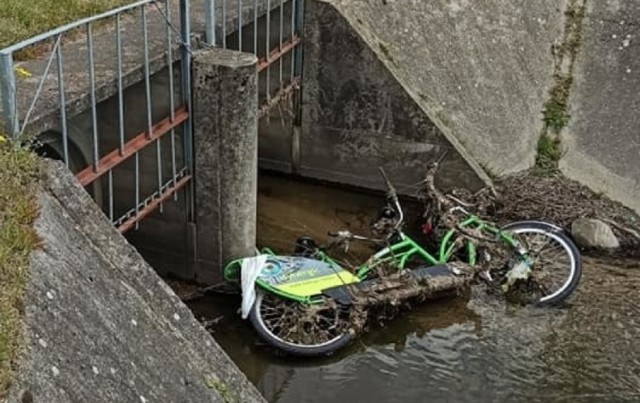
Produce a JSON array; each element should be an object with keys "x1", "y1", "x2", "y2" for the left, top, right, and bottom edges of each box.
[
  {"x1": 180, "y1": 0, "x2": 195, "y2": 222},
  {"x1": 204, "y1": 0, "x2": 215, "y2": 46},
  {"x1": 0, "y1": 52, "x2": 18, "y2": 137}
]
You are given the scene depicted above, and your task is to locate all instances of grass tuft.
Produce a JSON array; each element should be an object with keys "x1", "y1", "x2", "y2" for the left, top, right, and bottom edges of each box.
[
  {"x1": 0, "y1": 139, "x2": 43, "y2": 398},
  {"x1": 543, "y1": 74, "x2": 573, "y2": 133},
  {"x1": 534, "y1": 134, "x2": 563, "y2": 176}
]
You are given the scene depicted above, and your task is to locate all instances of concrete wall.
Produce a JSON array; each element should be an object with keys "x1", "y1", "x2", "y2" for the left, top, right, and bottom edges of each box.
[
  {"x1": 560, "y1": 1, "x2": 640, "y2": 214},
  {"x1": 323, "y1": 0, "x2": 640, "y2": 214},
  {"x1": 325, "y1": 0, "x2": 566, "y2": 178},
  {"x1": 297, "y1": 0, "x2": 485, "y2": 194},
  {"x1": 7, "y1": 161, "x2": 266, "y2": 403}
]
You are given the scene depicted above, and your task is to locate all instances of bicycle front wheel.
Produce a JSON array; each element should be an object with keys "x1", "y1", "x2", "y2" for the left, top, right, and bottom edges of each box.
[
  {"x1": 497, "y1": 221, "x2": 582, "y2": 305},
  {"x1": 249, "y1": 291, "x2": 354, "y2": 356}
]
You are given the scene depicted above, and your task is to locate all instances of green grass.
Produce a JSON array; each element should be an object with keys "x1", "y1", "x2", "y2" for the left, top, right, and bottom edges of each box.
[
  {"x1": 543, "y1": 74, "x2": 573, "y2": 133},
  {"x1": 534, "y1": 134, "x2": 562, "y2": 176},
  {"x1": 0, "y1": 138, "x2": 43, "y2": 398},
  {"x1": 0, "y1": 0, "x2": 136, "y2": 49}
]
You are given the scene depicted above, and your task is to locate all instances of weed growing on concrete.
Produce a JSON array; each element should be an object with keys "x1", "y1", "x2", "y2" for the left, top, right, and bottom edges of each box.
[
  {"x1": 535, "y1": 0, "x2": 586, "y2": 175},
  {"x1": 205, "y1": 375, "x2": 237, "y2": 403},
  {"x1": 543, "y1": 75, "x2": 573, "y2": 133},
  {"x1": 534, "y1": 134, "x2": 563, "y2": 176},
  {"x1": 0, "y1": 138, "x2": 42, "y2": 398}
]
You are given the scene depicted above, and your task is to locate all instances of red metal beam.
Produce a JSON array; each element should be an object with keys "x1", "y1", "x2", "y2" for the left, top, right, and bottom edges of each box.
[
  {"x1": 257, "y1": 35, "x2": 302, "y2": 73},
  {"x1": 76, "y1": 106, "x2": 189, "y2": 187},
  {"x1": 117, "y1": 174, "x2": 192, "y2": 234}
]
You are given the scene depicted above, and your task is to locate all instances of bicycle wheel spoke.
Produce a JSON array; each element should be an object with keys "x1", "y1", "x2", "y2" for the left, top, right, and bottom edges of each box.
[
  {"x1": 496, "y1": 225, "x2": 579, "y2": 303},
  {"x1": 258, "y1": 293, "x2": 348, "y2": 346}
]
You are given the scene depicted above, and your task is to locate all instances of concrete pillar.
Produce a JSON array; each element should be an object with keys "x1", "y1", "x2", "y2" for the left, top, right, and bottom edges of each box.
[{"x1": 192, "y1": 48, "x2": 258, "y2": 284}]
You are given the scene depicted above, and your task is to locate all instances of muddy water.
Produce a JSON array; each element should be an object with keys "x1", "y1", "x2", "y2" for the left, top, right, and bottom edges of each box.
[{"x1": 187, "y1": 174, "x2": 640, "y2": 403}]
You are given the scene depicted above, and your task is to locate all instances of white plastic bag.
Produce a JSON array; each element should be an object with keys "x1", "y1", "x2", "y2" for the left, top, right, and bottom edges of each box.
[{"x1": 240, "y1": 254, "x2": 268, "y2": 319}]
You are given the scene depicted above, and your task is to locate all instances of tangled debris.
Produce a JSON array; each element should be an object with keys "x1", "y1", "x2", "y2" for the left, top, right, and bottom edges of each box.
[
  {"x1": 259, "y1": 261, "x2": 480, "y2": 346},
  {"x1": 345, "y1": 262, "x2": 478, "y2": 334},
  {"x1": 425, "y1": 167, "x2": 640, "y2": 257},
  {"x1": 496, "y1": 175, "x2": 640, "y2": 254}
]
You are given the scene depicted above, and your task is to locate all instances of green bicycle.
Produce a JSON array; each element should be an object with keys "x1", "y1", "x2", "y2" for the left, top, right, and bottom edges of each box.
[{"x1": 223, "y1": 166, "x2": 582, "y2": 357}]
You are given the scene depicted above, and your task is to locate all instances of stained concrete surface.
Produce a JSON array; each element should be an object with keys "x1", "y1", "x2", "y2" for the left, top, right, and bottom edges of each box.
[
  {"x1": 300, "y1": 1, "x2": 485, "y2": 194},
  {"x1": 6, "y1": 160, "x2": 265, "y2": 403},
  {"x1": 325, "y1": 0, "x2": 566, "y2": 177},
  {"x1": 193, "y1": 47, "x2": 258, "y2": 284},
  {"x1": 560, "y1": 1, "x2": 640, "y2": 214}
]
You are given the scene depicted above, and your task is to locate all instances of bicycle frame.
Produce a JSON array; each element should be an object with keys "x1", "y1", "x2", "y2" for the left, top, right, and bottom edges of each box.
[
  {"x1": 223, "y1": 212, "x2": 522, "y2": 306},
  {"x1": 352, "y1": 214, "x2": 518, "y2": 279},
  {"x1": 222, "y1": 164, "x2": 527, "y2": 306}
]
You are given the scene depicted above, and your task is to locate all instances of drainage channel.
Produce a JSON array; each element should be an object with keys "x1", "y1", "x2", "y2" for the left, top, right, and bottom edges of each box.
[{"x1": 148, "y1": 173, "x2": 640, "y2": 403}]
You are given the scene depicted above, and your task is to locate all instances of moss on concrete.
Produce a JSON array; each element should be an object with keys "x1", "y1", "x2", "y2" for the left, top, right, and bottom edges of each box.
[
  {"x1": 535, "y1": 0, "x2": 586, "y2": 175},
  {"x1": 535, "y1": 134, "x2": 563, "y2": 176},
  {"x1": 205, "y1": 374, "x2": 238, "y2": 403},
  {"x1": 543, "y1": 74, "x2": 573, "y2": 133},
  {"x1": 0, "y1": 138, "x2": 42, "y2": 399}
]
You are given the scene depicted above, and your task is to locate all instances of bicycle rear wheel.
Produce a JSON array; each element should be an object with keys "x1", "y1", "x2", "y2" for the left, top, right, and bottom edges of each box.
[{"x1": 495, "y1": 221, "x2": 582, "y2": 305}]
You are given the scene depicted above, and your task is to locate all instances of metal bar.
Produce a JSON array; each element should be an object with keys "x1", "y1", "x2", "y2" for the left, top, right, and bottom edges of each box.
[
  {"x1": 0, "y1": 52, "x2": 18, "y2": 136},
  {"x1": 279, "y1": 0, "x2": 284, "y2": 88},
  {"x1": 290, "y1": 0, "x2": 295, "y2": 83},
  {"x1": 205, "y1": 0, "x2": 215, "y2": 45},
  {"x1": 165, "y1": 0, "x2": 178, "y2": 201},
  {"x1": 222, "y1": 0, "x2": 227, "y2": 48},
  {"x1": 108, "y1": 169, "x2": 114, "y2": 222},
  {"x1": 259, "y1": 76, "x2": 299, "y2": 118},
  {"x1": 156, "y1": 137, "x2": 163, "y2": 213},
  {"x1": 55, "y1": 43, "x2": 69, "y2": 166},
  {"x1": 293, "y1": 0, "x2": 305, "y2": 126},
  {"x1": 76, "y1": 107, "x2": 188, "y2": 186},
  {"x1": 2, "y1": 0, "x2": 155, "y2": 53},
  {"x1": 254, "y1": 0, "x2": 258, "y2": 54},
  {"x1": 134, "y1": 152, "x2": 140, "y2": 230},
  {"x1": 116, "y1": 14, "x2": 125, "y2": 155},
  {"x1": 141, "y1": 6, "x2": 163, "y2": 211},
  {"x1": 180, "y1": 0, "x2": 195, "y2": 222},
  {"x1": 170, "y1": 129, "x2": 177, "y2": 200},
  {"x1": 19, "y1": 35, "x2": 60, "y2": 136},
  {"x1": 143, "y1": 9, "x2": 153, "y2": 140},
  {"x1": 117, "y1": 174, "x2": 191, "y2": 234},
  {"x1": 166, "y1": 0, "x2": 176, "y2": 118},
  {"x1": 238, "y1": 0, "x2": 243, "y2": 52},
  {"x1": 265, "y1": 0, "x2": 271, "y2": 99},
  {"x1": 257, "y1": 35, "x2": 300, "y2": 72},
  {"x1": 87, "y1": 23, "x2": 100, "y2": 171},
  {"x1": 115, "y1": 168, "x2": 188, "y2": 226}
]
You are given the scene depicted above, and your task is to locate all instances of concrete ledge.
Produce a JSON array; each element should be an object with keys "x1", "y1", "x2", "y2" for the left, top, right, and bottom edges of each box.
[{"x1": 6, "y1": 160, "x2": 265, "y2": 402}]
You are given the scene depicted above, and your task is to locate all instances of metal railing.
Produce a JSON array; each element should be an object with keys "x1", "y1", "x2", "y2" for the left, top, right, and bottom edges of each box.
[
  {"x1": 0, "y1": 0, "x2": 193, "y2": 233},
  {"x1": 0, "y1": 0, "x2": 305, "y2": 233},
  {"x1": 203, "y1": 0, "x2": 305, "y2": 119}
]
